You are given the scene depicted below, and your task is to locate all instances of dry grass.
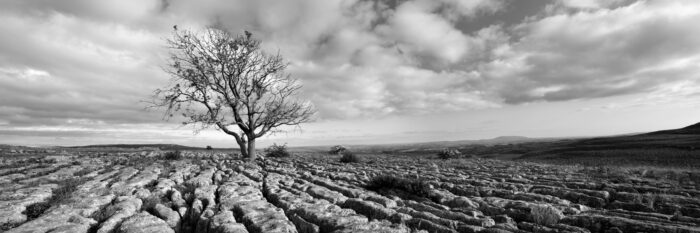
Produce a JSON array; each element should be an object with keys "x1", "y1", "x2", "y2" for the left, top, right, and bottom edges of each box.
[
  {"x1": 339, "y1": 151, "x2": 361, "y2": 163},
  {"x1": 530, "y1": 204, "x2": 563, "y2": 226},
  {"x1": 22, "y1": 177, "x2": 86, "y2": 220},
  {"x1": 365, "y1": 174, "x2": 433, "y2": 198}
]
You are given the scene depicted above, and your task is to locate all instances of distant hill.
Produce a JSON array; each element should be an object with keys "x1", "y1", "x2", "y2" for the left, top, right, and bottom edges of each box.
[
  {"x1": 305, "y1": 135, "x2": 557, "y2": 154},
  {"x1": 518, "y1": 122, "x2": 700, "y2": 167},
  {"x1": 68, "y1": 144, "x2": 206, "y2": 151},
  {"x1": 647, "y1": 121, "x2": 700, "y2": 135}
]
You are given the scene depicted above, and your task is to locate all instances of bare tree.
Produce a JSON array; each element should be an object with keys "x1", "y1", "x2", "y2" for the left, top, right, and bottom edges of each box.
[{"x1": 151, "y1": 27, "x2": 315, "y2": 160}]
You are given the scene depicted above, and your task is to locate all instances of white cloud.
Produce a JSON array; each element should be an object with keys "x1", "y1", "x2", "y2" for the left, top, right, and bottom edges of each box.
[
  {"x1": 483, "y1": 0, "x2": 700, "y2": 103},
  {"x1": 0, "y1": 0, "x2": 699, "y2": 145}
]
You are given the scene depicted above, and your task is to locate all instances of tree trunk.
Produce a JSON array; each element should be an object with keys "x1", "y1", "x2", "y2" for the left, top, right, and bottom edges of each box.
[
  {"x1": 247, "y1": 138, "x2": 256, "y2": 161},
  {"x1": 237, "y1": 139, "x2": 248, "y2": 158}
]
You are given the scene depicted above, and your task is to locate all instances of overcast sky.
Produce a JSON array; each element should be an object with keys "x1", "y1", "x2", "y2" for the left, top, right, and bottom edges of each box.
[{"x1": 1, "y1": 0, "x2": 699, "y2": 147}]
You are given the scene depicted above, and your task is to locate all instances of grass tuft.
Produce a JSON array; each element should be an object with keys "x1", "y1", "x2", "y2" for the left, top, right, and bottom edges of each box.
[
  {"x1": 365, "y1": 174, "x2": 433, "y2": 198},
  {"x1": 530, "y1": 204, "x2": 563, "y2": 226},
  {"x1": 163, "y1": 150, "x2": 183, "y2": 160},
  {"x1": 22, "y1": 177, "x2": 85, "y2": 220},
  {"x1": 339, "y1": 151, "x2": 361, "y2": 163}
]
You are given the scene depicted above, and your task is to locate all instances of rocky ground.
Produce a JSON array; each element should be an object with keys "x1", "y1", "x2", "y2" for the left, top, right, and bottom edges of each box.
[{"x1": 1, "y1": 151, "x2": 699, "y2": 233}]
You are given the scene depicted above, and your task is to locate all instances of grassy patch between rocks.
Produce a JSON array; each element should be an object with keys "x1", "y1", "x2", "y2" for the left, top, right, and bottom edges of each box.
[
  {"x1": 22, "y1": 177, "x2": 86, "y2": 220},
  {"x1": 364, "y1": 174, "x2": 433, "y2": 198}
]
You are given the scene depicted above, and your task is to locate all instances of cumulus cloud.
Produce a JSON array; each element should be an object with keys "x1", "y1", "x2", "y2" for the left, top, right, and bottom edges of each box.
[
  {"x1": 557, "y1": 0, "x2": 631, "y2": 9},
  {"x1": 483, "y1": 0, "x2": 700, "y2": 104},
  {"x1": 0, "y1": 0, "x2": 699, "y2": 145}
]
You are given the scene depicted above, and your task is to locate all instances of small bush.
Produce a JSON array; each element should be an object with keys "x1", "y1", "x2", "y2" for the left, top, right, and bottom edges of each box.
[
  {"x1": 328, "y1": 145, "x2": 347, "y2": 155},
  {"x1": 530, "y1": 204, "x2": 564, "y2": 226},
  {"x1": 23, "y1": 202, "x2": 51, "y2": 219},
  {"x1": 178, "y1": 184, "x2": 198, "y2": 205},
  {"x1": 264, "y1": 143, "x2": 291, "y2": 158},
  {"x1": 141, "y1": 195, "x2": 163, "y2": 214},
  {"x1": 0, "y1": 222, "x2": 22, "y2": 231},
  {"x1": 163, "y1": 150, "x2": 183, "y2": 160},
  {"x1": 339, "y1": 151, "x2": 360, "y2": 163},
  {"x1": 365, "y1": 175, "x2": 433, "y2": 197},
  {"x1": 437, "y1": 148, "x2": 462, "y2": 159},
  {"x1": 144, "y1": 179, "x2": 159, "y2": 190}
]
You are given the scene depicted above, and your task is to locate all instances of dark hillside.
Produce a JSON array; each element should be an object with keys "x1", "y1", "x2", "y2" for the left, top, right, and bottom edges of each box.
[{"x1": 518, "y1": 122, "x2": 700, "y2": 167}]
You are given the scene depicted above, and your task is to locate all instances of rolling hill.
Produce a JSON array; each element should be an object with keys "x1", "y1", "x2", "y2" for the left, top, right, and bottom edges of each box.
[{"x1": 517, "y1": 122, "x2": 700, "y2": 167}]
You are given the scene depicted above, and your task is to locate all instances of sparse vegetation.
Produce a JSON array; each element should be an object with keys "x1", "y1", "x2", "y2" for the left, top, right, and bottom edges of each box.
[
  {"x1": 74, "y1": 167, "x2": 97, "y2": 177},
  {"x1": 530, "y1": 204, "x2": 564, "y2": 226},
  {"x1": 365, "y1": 174, "x2": 433, "y2": 198},
  {"x1": 329, "y1": 145, "x2": 347, "y2": 155},
  {"x1": 437, "y1": 148, "x2": 462, "y2": 159},
  {"x1": 90, "y1": 204, "x2": 113, "y2": 224},
  {"x1": 22, "y1": 177, "x2": 85, "y2": 220},
  {"x1": 264, "y1": 143, "x2": 291, "y2": 158},
  {"x1": 339, "y1": 151, "x2": 360, "y2": 163},
  {"x1": 177, "y1": 183, "x2": 198, "y2": 205},
  {"x1": 144, "y1": 179, "x2": 159, "y2": 190},
  {"x1": 141, "y1": 194, "x2": 163, "y2": 214},
  {"x1": 22, "y1": 202, "x2": 51, "y2": 219},
  {"x1": 163, "y1": 150, "x2": 183, "y2": 160}
]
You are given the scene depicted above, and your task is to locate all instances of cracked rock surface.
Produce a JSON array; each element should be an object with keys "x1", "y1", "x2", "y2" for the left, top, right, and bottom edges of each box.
[{"x1": 1, "y1": 150, "x2": 699, "y2": 233}]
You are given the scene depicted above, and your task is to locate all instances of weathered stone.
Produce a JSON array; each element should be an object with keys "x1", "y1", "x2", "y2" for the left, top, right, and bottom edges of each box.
[
  {"x1": 288, "y1": 213, "x2": 320, "y2": 233},
  {"x1": 341, "y1": 198, "x2": 396, "y2": 220},
  {"x1": 444, "y1": 196, "x2": 479, "y2": 209},
  {"x1": 234, "y1": 200, "x2": 297, "y2": 233},
  {"x1": 306, "y1": 186, "x2": 347, "y2": 205},
  {"x1": 0, "y1": 184, "x2": 54, "y2": 226},
  {"x1": 196, "y1": 208, "x2": 215, "y2": 233},
  {"x1": 97, "y1": 196, "x2": 143, "y2": 233},
  {"x1": 210, "y1": 210, "x2": 249, "y2": 233},
  {"x1": 405, "y1": 218, "x2": 457, "y2": 233},
  {"x1": 153, "y1": 204, "x2": 181, "y2": 230},
  {"x1": 290, "y1": 202, "x2": 368, "y2": 233},
  {"x1": 561, "y1": 213, "x2": 700, "y2": 233},
  {"x1": 117, "y1": 212, "x2": 175, "y2": 233}
]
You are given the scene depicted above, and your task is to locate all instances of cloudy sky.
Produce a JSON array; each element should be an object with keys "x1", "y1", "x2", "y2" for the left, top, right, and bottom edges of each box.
[{"x1": 1, "y1": 0, "x2": 699, "y2": 147}]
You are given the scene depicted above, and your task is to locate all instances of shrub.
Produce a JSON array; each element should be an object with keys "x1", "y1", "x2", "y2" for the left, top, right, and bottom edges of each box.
[
  {"x1": 141, "y1": 194, "x2": 163, "y2": 214},
  {"x1": 163, "y1": 150, "x2": 183, "y2": 160},
  {"x1": 23, "y1": 202, "x2": 51, "y2": 219},
  {"x1": 365, "y1": 175, "x2": 433, "y2": 197},
  {"x1": 530, "y1": 204, "x2": 564, "y2": 226},
  {"x1": 328, "y1": 145, "x2": 347, "y2": 155},
  {"x1": 437, "y1": 148, "x2": 462, "y2": 159},
  {"x1": 177, "y1": 183, "x2": 198, "y2": 205},
  {"x1": 339, "y1": 151, "x2": 360, "y2": 163},
  {"x1": 144, "y1": 179, "x2": 159, "y2": 190},
  {"x1": 206, "y1": 145, "x2": 213, "y2": 150},
  {"x1": 264, "y1": 143, "x2": 291, "y2": 157}
]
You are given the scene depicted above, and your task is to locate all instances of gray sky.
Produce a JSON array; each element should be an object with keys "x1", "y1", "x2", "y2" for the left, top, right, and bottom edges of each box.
[{"x1": 0, "y1": 0, "x2": 699, "y2": 147}]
